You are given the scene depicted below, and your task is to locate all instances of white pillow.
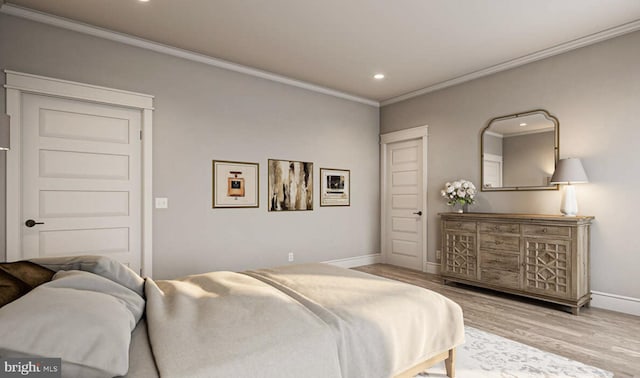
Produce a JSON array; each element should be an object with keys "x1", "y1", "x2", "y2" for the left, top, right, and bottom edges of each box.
[
  {"x1": 30, "y1": 255, "x2": 145, "y2": 297},
  {"x1": 0, "y1": 271, "x2": 142, "y2": 377}
]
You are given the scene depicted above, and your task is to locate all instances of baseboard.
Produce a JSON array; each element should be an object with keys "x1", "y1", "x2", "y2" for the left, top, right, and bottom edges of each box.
[
  {"x1": 425, "y1": 262, "x2": 441, "y2": 275},
  {"x1": 591, "y1": 291, "x2": 640, "y2": 317},
  {"x1": 324, "y1": 253, "x2": 382, "y2": 268}
]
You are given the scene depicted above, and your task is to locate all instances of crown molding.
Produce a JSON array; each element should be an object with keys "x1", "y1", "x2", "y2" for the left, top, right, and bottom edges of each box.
[
  {"x1": 503, "y1": 126, "x2": 555, "y2": 138},
  {"x1": 484, "y1": 130, "x2": 503, "y2": 139},
  {"x1": 381, "y1": 18, "x2": 640, "y2": 106},
  {"x1": 0, "y1": 4, "x2": 380, "y2": 108}
]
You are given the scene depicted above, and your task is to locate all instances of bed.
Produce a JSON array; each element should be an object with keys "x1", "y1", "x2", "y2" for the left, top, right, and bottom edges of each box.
[{"x1": 0, "y1": 256, "x2": 464, "y2": 378}]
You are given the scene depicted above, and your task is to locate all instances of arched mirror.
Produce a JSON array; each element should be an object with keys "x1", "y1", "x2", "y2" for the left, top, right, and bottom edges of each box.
[{"x1": 481, "y1": 109, "x2": 559, "y2": 191}]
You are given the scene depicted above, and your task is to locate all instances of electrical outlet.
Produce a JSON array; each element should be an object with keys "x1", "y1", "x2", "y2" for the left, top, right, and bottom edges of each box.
[
  {"x1": 436, "y1": 249, "x2": 441, "y2": 261},
  {"x1": 288, "y1": 252, "x2": 294, "y2": 262}
]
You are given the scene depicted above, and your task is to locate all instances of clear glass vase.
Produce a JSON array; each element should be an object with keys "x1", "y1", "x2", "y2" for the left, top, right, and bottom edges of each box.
[{"x1": 452, "y1": 203, "x2": 469, "y2": 213}]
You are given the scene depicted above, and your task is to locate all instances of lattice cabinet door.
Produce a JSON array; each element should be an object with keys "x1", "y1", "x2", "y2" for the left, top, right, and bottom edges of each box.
[
  {"x1": 524, "y1": 238, "x2": 572, "y2": 298},
  {"x1": 443, "y1": 232, "x2": 478, "y2": 280}
]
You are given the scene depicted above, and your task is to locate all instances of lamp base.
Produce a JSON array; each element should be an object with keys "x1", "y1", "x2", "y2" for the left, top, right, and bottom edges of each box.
[{"x1": 560, "y1": 185, "x2": 578, "y2": 216}]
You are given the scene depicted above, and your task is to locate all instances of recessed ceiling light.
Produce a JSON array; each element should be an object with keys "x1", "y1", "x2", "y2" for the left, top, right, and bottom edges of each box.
[
  {"x1": 519, "y1": 123, "x2": 527, "y2": 127},
  {"x1": 139, "y1": 0, "x2": 150, "y2": 2},
  {"x1": 373, "y1": 73, "x2": 385, "y2": 80}
]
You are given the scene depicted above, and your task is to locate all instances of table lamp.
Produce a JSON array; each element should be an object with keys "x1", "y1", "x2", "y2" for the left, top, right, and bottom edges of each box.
[{"x1": 550, "y1": 158, "x2": 588, "y2": 216}]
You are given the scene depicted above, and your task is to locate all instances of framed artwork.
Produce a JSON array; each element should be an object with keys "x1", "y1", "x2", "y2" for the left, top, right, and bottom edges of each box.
[
  {"x1": 268, "y1": 159, "x2": 313, "y2": 211},
  {"x1": 212, "y1": 160, "x2": 259, "y2": 208},
  {"x1": 320, "y1": 168, "x2": 350, "y2": 207}
]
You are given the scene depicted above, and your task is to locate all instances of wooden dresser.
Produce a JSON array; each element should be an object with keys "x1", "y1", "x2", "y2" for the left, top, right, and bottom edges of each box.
[{"x1": 439, "y1": 213, "x2": 594, "y2": 314}]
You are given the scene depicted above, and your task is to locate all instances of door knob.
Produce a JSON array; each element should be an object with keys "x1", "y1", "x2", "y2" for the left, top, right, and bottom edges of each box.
[
  {"x1": 25, "y1": 219, "x2": 44, "y2": 228},
  {"x1": 413, "y1": 211, "x2": 423, "y2": 216}
]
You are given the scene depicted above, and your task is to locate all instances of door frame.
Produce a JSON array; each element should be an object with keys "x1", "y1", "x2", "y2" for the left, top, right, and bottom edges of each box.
[
  {"x1": 380, "y1": 125, "x2": 428, "y2": 272},
  {"x1": 4, "y1": 70, "x2": 155, "y2": 276}
]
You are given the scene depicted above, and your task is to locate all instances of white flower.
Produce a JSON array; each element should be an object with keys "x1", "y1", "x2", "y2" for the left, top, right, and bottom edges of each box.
[{"x1": 442, "y1": 179, "x2": 477, "y2": 207}]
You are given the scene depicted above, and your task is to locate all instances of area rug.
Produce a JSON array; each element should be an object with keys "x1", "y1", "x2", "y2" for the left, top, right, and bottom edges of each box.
[{"x1": 417, "y1": 326, "x2": 613, "y2": 378}]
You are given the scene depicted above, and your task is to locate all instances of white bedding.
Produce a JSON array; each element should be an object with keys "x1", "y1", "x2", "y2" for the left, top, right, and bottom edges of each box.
[
  {"x1": 246, "y1": 263, "x2": 465, "y2": 377},
  {"x1": 122, "y1": 319, "x2": 159, "y2": 378},
  {"x1": 0, "y1": 270, "x2": 146, "y2": 377},
  {"x1": 144, "y1": 271, "x2": 343, "y2": 378},
  {"x1": 2, "y1": 256, "x2": 464, "y2": 378}
]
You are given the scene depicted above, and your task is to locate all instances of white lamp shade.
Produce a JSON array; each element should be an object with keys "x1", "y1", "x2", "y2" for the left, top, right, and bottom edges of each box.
[{"x1": 550, "y1": 158, "x2": 588, "y2": 184}]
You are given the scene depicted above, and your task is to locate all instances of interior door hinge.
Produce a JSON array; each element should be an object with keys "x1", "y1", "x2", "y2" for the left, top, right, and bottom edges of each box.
[{"x1": 139, "y1": 130, "x2": 142, "y2": 140}]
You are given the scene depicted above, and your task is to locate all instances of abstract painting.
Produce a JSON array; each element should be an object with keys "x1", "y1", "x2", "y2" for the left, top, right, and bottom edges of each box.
[{"x1": 268, "y1": 159, "x2": 313, "y2": 211}]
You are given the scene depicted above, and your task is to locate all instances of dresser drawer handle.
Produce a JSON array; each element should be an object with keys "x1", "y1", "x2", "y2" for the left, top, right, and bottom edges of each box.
[
  {"x1": 495, "y1": 241, "x2": 503, "y2": 245},
  {"x1": 542, "y1": 228, "x2": 547, "y2": 233}
]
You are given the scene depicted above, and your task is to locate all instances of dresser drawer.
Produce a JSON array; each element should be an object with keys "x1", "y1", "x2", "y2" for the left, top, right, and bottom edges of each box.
[
  {"x1": 444, "y1": 221, "x2": 476, "y2": 232},
  {"x1": 480, "y1": 251, "x2": 520, "y2": 272},
  {"x1": 480, "y1": 268, "x2": 520, "y2": 289},
  {"x1": 479, "y1": 222, "x2": 520, "y2": 234},
  {"x1": 523, "y1": 225, "x2": 571, "y2": 238},
  {"x1": 479, "y1": 234, "x2": 519, "y2": 252}
]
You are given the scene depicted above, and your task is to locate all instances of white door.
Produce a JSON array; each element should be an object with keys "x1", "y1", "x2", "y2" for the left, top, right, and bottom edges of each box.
[
  {"x1": 20, "y1": 93, "x2": 142, "y2": 272},
  {"x1": 483, "y1": 153, "x2": 503, "y2": 189},
  {"x1": 384, "y1": 139, "x2": 424, "y2": 270}
]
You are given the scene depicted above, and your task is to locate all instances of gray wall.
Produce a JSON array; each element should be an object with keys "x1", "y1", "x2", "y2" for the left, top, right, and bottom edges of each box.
[
  {"x1": 0, "y1": 14, "x2": 380, "y2": 279},
  {"x1": 381, "y1": 30, "x2": 640, "y2": 299},
  {"x1": 503, "y1": 131, "x2": 555, "y2": 187}
]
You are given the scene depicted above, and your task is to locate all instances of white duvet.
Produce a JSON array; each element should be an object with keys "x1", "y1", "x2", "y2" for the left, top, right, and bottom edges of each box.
[
  {"x1": 0, "y1": 256, "x2": 464, "y2": 378},
  {"x1": 145, "y1": 263, "x2": 464, "y2": 378},
  {"x1": 144, "y1": 270, "x2": 343, "y2": 378}
]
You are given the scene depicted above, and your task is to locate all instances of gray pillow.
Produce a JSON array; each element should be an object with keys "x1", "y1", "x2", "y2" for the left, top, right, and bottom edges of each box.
[
  {"x1": 0, "y1": 270, "x2": 144, "y2": 377},
  {"x1": 48, "y1": 270, "x2": 145, "y2": 324},
  {"x1": 30, "y1": 255, "x2": 145, "y2": 297}
]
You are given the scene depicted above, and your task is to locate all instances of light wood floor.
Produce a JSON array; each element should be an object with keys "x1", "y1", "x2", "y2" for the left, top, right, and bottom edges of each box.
[{"x1": 354, "y1": 264, "x2": 640, "y2": 378}]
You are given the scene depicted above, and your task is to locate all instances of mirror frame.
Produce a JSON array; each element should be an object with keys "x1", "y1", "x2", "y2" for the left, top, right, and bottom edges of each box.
[{"x1": 481, "y1": 109, "x2": 559, "y2": 192}]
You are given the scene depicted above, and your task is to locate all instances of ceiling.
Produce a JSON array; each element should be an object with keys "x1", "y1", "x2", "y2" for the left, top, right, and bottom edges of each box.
[
  {"x1": 489, "y1": 113, "x2": 555, "y2": 137},
  {"x1": 6, "y1": 0, "x2": 640, "y2": 103}
]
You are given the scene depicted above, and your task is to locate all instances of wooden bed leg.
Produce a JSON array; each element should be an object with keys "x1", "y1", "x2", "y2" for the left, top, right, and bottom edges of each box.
[{"x1": 445, "y1": 348, "x2": 455, "y2": 378}]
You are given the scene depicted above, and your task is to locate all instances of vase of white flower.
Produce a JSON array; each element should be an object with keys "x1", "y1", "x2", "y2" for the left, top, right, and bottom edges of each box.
[
  {"x1": 441, "y1": 179, "x2": 476, "y2": 213},
  {"x1": 452, "y1": 202, "x2": 468, "y2": 213}
]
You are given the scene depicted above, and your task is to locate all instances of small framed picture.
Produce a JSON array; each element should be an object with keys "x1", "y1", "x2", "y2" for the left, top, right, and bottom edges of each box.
[
  {"x1": 268, "y1": 159, "x2": 314, "y2": 211},
  {"x1": 320, "y1": 168, "x2": 350, "y2": 207},
  {"x1": 212, "y1": 160, "x2": 259, "y2": 208}
]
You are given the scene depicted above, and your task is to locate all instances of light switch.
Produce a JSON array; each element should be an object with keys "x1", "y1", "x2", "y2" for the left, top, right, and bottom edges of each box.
[{"x1": 155, "y1": 197, "x2": 168, "y2": 209}]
